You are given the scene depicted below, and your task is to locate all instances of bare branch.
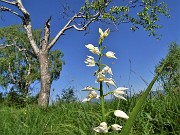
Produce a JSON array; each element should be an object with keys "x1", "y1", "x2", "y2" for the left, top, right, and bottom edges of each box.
[
  {"x1": 24, "y1": 51, "x2": 31, "y2": 77},
  {"x1": 41, "y1": 16, "x2": 51, "y2": 51},
  {"x1": 15, "y1": 0, "x2": 30, "y2": 18},
  {"x1": 47, "y1": 15, "x2": 76, "y2": 50},
  {"x1": 0, "y1": 0, "x2": 16, "y2": 5},
  {"x1": 13, "y1": 0, "x2": 40, "y2": 55},
  {"x1": 69, "y1": 13, "x2": 99, "y2": 31},
  {"x1": 48, "y1": 11, "x2": 100, "y2": 50},
  {"x1": 0, "y1": 43, "x2": 15, "y2": 48},
  {"x1": 0, "y1": 6, "x2": 23, "y2": 19}
]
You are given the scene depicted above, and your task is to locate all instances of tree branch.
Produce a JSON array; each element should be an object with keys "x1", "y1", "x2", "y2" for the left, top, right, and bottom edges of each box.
[
  {"x1": 14, "y1": 0, "x2": 39, "y2": 55},
  {"x1": 24, "y1": 51, "x2": 32, "y2": 77},
  {"x1": 0, "y1": 6, "x2": 23, "y2": 19},
  {"x1": 0, "y1": 43, "x2": 37, "y2": 59},
  {"x1": 47, "y1": 15, "x2": 76, "y2": 50},
  {"x1": 41, "y1": 16, "x2": 51, "y2": 51},
  {"x1": 0, "y1": 43, "x2": 15, "y2": 48},
  {"x1": 69, "y1": 13, "x2": 99, "y2": 31},
  {"x1": 0, "y1": 0, "x2": 16, "y2": 5},
  {"x1": 8, "y1": 62, "x2": 17, "y2": 84},
  {"x1": 47, "y1": 11, "x2": 100, "y2": 50}
]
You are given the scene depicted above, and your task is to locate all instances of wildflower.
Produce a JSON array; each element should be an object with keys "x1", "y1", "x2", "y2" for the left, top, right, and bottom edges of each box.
[
  {"x1": 99, "y1": 28, "x2": 104, "y2": 38},
  {"x1": 96, "y1": 71, "x2": 105, "y2": 82},
  {"x1": 103, "y1": 29, "x2": 110, "y2": 38},
  {"x1": 85, "y1": 56, "x2": 96, "y2": 67},
  {"x1": 99, "y1": 28, "x2": 110, "y2": 39},
  {"x1": 85, "y1": 44, "x2": 94, "y2": 50},
  {"x1": 93, "y1": 122, "x2": 108, "y2": 133},
  {"x1": 91, "y1": 47, "x2": 100, "y2": 55},
  {"x1": 81, "y1": 86, "x2": 96, "y2": 91},
  {"x1": 114, "y1": 87, "x2": 128, "y2": 101},
  {"x1": 114, "y1": 110, "x2": 129, "y2": 119},
  {"x1": 105, "y1": 51, "x2": 117, "y2": 59},
  {"x1": 111, "y1": 124, "x2": 122, "y2": 131},
  {"x1": 82, "y1": 91, "x2": 100, "y2": 102},
  {"x1": 104, "y1": 78, "x2": 117, "y2": 88},
  {"x1": 102, "y1": 65, "x2": 113, "y2": 75},
  {"x1": 85, "y1": 44, "x2": 100, "y2": 55}
]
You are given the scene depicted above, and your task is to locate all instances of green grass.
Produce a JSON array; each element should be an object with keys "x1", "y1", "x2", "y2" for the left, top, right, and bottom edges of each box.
[{"x1": 0, "y1": 90, "x2": 179, "y2": 135}]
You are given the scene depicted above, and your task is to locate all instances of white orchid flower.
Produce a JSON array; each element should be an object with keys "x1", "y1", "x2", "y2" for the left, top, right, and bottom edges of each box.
[
  {"x1": 85, "y1": 56, "x2": 96, "y2": 67},
  {"x1": 102, "y1": 66, "x2": 113, "y2": 75},
  {"x1": 99, "y1": 28, "x2": 104, "y2": 38},
  {"x1": 114, "y1": 87, "x2": 128, "y2": 101},
  {"x1": 91, "y1": 47, "x2": 100, "y2": 55},
  {"x1": 81, "y1": 86, "x2": 96, "y2": 91},
  {"x1": 82, "y1": 91, "x2": 100, "y2": 102},
  {"x1": 103, "y1": 28, "x2": 110, "y2": 37},
  {"x1": 96, "y1": 71, "x2": 105, "y2": 82},
  {"x1": 85, "y1": 44, "x2": 94, "y2": 50},
  {"x1": 85, "y1": 44, "x2": 100, "y2": 55},
  {"x1": 99, "y1": 28, "x2": 110, "y2": 39},
  {"x1": 93, "y1": 122, "x2": 108, "y2": 133},
  {"x1": 111, "y1": 124, "x2": 122, "y2": 131},
  {"x1": 105, "y1": 51, "x2": 117, "y2": 59},
  {"x1": 114, "y1": 110, "x2": 129, "y2": 119},
  {"x1": 104, "y1": 78, "x2": 117, "y2": 88}
]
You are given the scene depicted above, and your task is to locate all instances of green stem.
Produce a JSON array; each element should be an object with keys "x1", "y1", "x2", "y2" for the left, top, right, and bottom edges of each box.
[
  {"x1": 99, "y1": 38, "x2": 106, "y2": 122},
  {"x1": 100, "y1": 81, "x2": 106, "y2": 122},
  {"x1": 115, "y1": 99, "x2": 120, "y2": 123}
]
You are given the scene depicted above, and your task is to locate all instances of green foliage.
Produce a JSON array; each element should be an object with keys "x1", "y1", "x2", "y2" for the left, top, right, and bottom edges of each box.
[
  {"x1": 56, "y1": 87, "x2": 77, "y2": 103},
  {"x1": 49, "y1": 50, "x2": 65, "y2": 83},
  {"x1": 155, "y1": 42, "x2": 180, "y2": 93},
  {"x1": 0, "y1": 90, "x2": 179, "y2": 134},
  {"x1": 0, "y1": 25, "x2": 40, "y2": 91},
  {"x1": 0, "y1": 90, "x2": 38, "y2": 107},
  {"x1": 81, "y1": 0, "x2": 170, "y2": 38},
  {"x1": 0, "y1": 25, "x2": 64, "y2": 98}
]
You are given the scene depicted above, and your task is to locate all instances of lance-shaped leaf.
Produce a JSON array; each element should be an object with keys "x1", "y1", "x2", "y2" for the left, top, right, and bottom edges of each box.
[{"x1": 120, "y1": 59, "x2": 166, "y2": 135}]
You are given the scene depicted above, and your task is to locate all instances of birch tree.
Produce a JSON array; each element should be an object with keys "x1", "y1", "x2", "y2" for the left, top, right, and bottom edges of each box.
[{"x1": 0, "y1": 0, "x2": 169, "y2": 107}]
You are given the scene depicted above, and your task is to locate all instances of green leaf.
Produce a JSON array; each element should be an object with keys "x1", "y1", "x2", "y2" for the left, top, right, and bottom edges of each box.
[{"x1": 120, "y1": 59, "x2": 166, "y2": 135}]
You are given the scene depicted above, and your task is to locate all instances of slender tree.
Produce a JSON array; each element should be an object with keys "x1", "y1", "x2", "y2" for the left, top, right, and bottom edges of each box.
[{"x1": 0, "y1": 0, "x2": 169, "y2": 107}]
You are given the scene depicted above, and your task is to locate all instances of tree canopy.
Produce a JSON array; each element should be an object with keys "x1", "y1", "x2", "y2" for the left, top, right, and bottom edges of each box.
[
  {"x1": 0, "y1": 25, "x2": 64, "y2": 96},
  {"x1": 81, "y1": 0, "x2": 169, "y2": 38},
  {"x1": 155, "y1": 42, "x2": 180, "y2": 92}
]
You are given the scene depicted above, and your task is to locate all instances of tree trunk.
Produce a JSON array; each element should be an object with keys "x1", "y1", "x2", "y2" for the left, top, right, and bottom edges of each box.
[{"x1": 38, "y1": 51, "x2": 51, "y2": 107}]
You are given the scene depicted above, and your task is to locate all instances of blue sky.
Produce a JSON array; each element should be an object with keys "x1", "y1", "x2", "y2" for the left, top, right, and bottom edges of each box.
[{"x1": 0, "y1": 0, "x2": 180, "y2": 101}]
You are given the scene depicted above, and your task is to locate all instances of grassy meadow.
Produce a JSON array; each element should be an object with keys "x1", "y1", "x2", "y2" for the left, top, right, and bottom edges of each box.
[{"x1": 0, "y1": 90, "x2": 179, "y2": 135}]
